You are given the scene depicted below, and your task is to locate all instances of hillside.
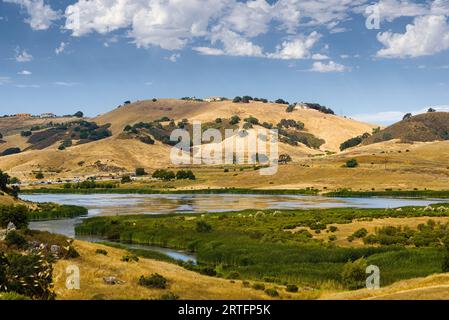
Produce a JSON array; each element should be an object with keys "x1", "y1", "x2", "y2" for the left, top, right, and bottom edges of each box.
[
  {"x1": 0, "y1": 116, "x2": 79, "y2": 137},
  {"x1": 321, "y1": 273, "x2": 449, "y2": 300},
  {"x1": 364, "y1": 112, "x2": 449, "y2": 145},
  {"x1": 53, "y1": 240, "x2": 301, "y2": 300},
  {"x1": 94, "y1": 99, "x2": 375, "y2": 152},
  {"x1": 0, "y1": 98, "x2": 376, "y2": 181}
]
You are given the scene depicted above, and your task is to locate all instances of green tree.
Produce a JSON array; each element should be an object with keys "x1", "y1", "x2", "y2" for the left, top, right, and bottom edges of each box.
[{"x1": 135, "y1": 168, "x2": 146, "y2": 176}]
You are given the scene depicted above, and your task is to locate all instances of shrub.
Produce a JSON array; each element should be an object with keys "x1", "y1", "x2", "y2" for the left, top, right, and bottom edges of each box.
[
  {"x1": 121, "y1": 175, "x2": 132, "y2": 183},
  {"x1": 286, "y1": 284, "x2": 298, "y2": 292},
  {"x1": 5, "y1": 231, "x2": 27, "y2": 249},
  {"x1": 20, "y1": 131, "x2": 32, "y2": 137},
  {"x1": 252, "y1": 283, "x2": 265, "y2": 290},
  {"x1": 341, "y1": 258, "x2": 368, "y2": 290},
  {"x1": 35, "y1": 172, "x2": 44, "y2": 179},
  {"x1": 176, "y1": 170, "x2": 195, "y2": 180},
  {"x1": 121, "y1": 254, "x2": 139, "y2": 262},
  {"x1": 196, "y1": 220, "x2": 212, "y2": 233},
  {"x1": 329, "y1": 226, "x2": 338, "y2": 233},
  {"x1": 160, "y1": 292, "x2": 179, "y2": 300},
  {"x1": 345, "y1": 159, "x2": 359, "y2": 168},
  {"x1": 264, "y1": 288, "x2": 279, "y2": 297},
  {"x1": 352, "y1": 228, "x2": 368, "y2": 239},
  {"x1": 232, "y1": 96, "x2": 242, "y2": 103},
  {"x1": 0, "y1": 205, "x2": 28, "y2": 229},
  {"x1": 1, "y1": 251, "x2": 55, "y2": 300},
  {"x1": 152, "y1": 169, "x2": 175, "y2": 181},
  {"x1": 328, "y1": 235, "x2": 337, "y2": 241},
  {"x1": 95, "y1": 249, "x2": 108, "y2": 256},
  {"x1": 135, "y1": 168, "x2": 146, "y2": 176},
  {"x1": 139, "y1": 273, "x2": 167, "y2": 289},
  {"x1": 229, "y1": 115, "x2": 241, "y2": 125}
]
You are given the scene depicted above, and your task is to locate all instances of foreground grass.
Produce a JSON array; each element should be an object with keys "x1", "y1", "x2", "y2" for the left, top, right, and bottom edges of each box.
[
  {"x1": 75, "y1": 203, "x2": 449, "y2": 288},
  {"x1": 53, "y1": 240, "x2": 309, "y2": 300}
]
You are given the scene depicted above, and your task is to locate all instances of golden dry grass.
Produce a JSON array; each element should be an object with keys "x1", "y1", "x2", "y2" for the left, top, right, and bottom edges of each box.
[
  {"x1": 53, "y1": 240, "x2": 308, "y2": 300},
  {"x1": 321, "y1": 273, "x2": 449, "y2": 300}
]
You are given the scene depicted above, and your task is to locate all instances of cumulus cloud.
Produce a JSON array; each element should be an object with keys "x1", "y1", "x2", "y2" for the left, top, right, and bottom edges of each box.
[
  {"x1": 55, "y1": 42, "x2": 67, "y2": 54},
  {"x1": 15, "y1": 49, "x2": 33, "y2": 62},
  {"x1": 62, "y1": 0, "x2": 345, "y2": 58},
  {"x1": 18, "y1": 70, "x2": 32, "y2": 75},
  {"x1": 310, "y1": 60, "x2": 348, "y2": 72},
  {"x1": 377, "y1": 15, "x2": 449, "y2": 58},
  {"x1": 312, "y1": 53, "x2": 330, "y2": 60},
  {"x1": 165, "y1": 53, "x2": 181, "y2": 62},
  {"x1": 268, "y1": 32, "x2": 321, "y2": 59},
  {"x1": 5, "y1": 0, "x2": 60, "y2": 30}
]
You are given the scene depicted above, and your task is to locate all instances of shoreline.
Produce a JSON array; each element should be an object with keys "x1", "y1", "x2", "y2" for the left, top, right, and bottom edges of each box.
[{"x1": 19, "y1": 187, "x2": 449, "y2": 199}]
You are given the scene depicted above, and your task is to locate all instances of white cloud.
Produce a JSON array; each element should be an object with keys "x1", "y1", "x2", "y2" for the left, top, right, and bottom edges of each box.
[
  {"x1": 15, "y1": 49, "x2": 33, "y2": 62},
  {"x1": 15, "y1": 84, "x2": 40, "y2": 88},
  {"x1": 267, "y1": 32, "x2": 321, "y2": 60},
  {"x1": 377, "y1": 15, "x2": 449, "y2": 58},
  {"x1": 312, "y1": 53, "x2": 330, "y2": 60},
  {"x1": 356, "y1": 0, "x2": 428, "y2": 23},
  {"x1": 193, "y1": 46, "x2": 225, "y2": 56},
  {"x1": 310, "y1": 60, "x2": 348, "y2": 72},
  {"x1": 55, "y1": 42, "x2": 67, "y2": 54},
  {"x1": 209, "y1": 25, "x2": 264, "y2": 57},
  {"x1": 165, "y1": 53, "x2": 181, "y2": 62},
  {"x1": 53, "y1": 81, "x2": 79, "y2": 86},
  {"x1": 63, "y1": 0, "x2": 352, "y2": 58},
  {"x1": 5, "y1": 0, "x2": 60, "y2": 30},
  {"x1": 18, "y1": 70, "x2": 32, "y2": 75}
]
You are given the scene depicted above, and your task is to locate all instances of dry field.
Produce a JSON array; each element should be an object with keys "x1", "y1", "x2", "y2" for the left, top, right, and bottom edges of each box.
[
  {"x1": 321, "y1": 273, "x2": 449, "y2": 300},
  {"x1": 53, "y1": 240, "x2": 310, "y2": 300}
]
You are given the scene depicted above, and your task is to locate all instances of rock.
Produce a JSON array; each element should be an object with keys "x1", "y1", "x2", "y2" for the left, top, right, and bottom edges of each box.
[
  {"x1": 103, "y1": 277, "x2": 123, "y2": 285},
  {"x1": 50, "y1": 245, "x2": 61, "y2": 255},
  {"x1": 6, "y1": 222, "x2": 16, "y2": 234}
]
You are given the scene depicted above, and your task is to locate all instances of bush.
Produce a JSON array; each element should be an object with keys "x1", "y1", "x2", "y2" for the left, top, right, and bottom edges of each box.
[
  {"x1": 341, "y1": 258, "x2": 368, "y2": 290},
  {"x1": 139, "y1": 273, "x2": 167, "y2": 289},
  {"x1": 252, "y1": 283, "x2": 265, "y2": 290},
  {"x1": 35, "y1": 172, "x2": 44, "y2": 179},
  {"x1": 121, "y1": 175, "x2": 132, "y2": 183},
  {"x1": 135, "y1": 168, "x2": 146, "y2": 176},
  {"x1": 5, "y1": 231, "x2": 27, "y2": 249},
  {"x1": 196, "y1": 220, "x2": 212, "y2": 233},
  {"x1": 95, "y1": 249, "x2": 108, "y2": 256},
  {"x1": 121, "y1": 254, "x2": 139, "y2": 262},
  {"x1": 0, "y1": 205, "x2": 28, "y2": 229},
  {"x1": 229, "y1": 115, "x2": 240, "y2": 125},
  {"x1": 160, "y1": 292, "x2": 179, "y2": 300},
  {"x1": 176, "y1": 170, "x2": 196, "y2": 180},
  {"x1": 345, "y1": 159, "x2": 359, "y2": 168},
  {"x1": 152, "y1": 169, "x2": 175, "y2": 181},
  {"x1": 232, "y1": 96, "x2": 242, "y2": 103},
  {"x1": 264, "y1": 288, "x2": 279, "y2": 297},
  {"x1": 352, "y1": 228, "x2": 368, "y2": 239},
  {"x1": 1, "y1": 251, "x2": 55, "y2": 300},
  {"x1": 329, "y1": 226, "x2": 338, "y2": 233},
  {"x1": 286, "y1": 284, "x2": 298, "y2": 292}
]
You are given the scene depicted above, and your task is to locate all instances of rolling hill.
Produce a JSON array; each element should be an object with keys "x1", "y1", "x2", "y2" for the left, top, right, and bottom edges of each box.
[
  {"x1": 364, "y1": 112, "x2": 449, "y2": 145},
  {"x1": 0, "y1": 99, "x2": 375, "y2": 181}
]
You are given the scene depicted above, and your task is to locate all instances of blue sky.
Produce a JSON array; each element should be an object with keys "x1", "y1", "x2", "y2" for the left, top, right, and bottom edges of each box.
[{"x1": 0, "y1": 0, "x2": 448, "y2": 124}]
